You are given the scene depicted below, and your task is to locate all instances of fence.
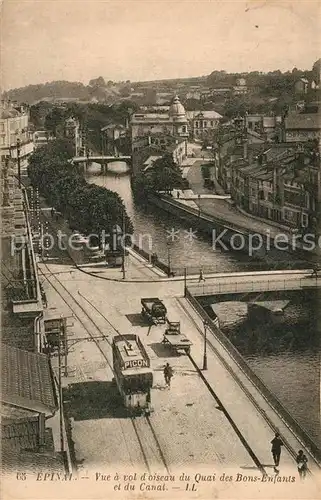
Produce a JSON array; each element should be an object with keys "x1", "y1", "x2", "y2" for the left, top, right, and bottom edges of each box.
[
  {"x1": 185, "y1": 286, "x2": 321, "y2": 464},
  {"x1": 171, "y1": 260, "x2": 310, "y2": 277},
  {"x1": 131, "y1": 243, "x2": 171, "y2": 276},
  {"x1": 187, "y1": 276, "x2": 320, "y2": 297}
]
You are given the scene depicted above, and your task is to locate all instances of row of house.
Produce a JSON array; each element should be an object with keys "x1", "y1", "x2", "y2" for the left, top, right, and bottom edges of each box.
[
  {"x1": 1, "y1": 136, "x2": 65, "y2": 472},
  {"x1": 214, "y1": 111, "x2": 321, "y2": 231},
  {"x1": 128, "y1": 77, "x2": 249, "y2": 105}
]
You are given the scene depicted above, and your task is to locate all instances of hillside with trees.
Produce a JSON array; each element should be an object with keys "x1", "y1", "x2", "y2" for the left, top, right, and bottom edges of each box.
[{"x1": 3, "y1": 77, "x2": 123, "y2": 104}]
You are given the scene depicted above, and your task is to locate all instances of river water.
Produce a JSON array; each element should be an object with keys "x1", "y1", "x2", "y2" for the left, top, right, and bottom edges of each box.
[{"x1": 87, "y1": 162, "x2": 320, "y2": 449}]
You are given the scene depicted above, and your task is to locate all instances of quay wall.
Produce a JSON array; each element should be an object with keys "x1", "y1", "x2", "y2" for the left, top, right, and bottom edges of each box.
[{"x1": 147, "y1": 194, "x2": 311, "y2": 260}]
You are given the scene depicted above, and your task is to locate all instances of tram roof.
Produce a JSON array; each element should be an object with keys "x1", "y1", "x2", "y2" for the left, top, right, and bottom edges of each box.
[{"x1": 114, "y1": 338, "x2": 148, "y2": 364}]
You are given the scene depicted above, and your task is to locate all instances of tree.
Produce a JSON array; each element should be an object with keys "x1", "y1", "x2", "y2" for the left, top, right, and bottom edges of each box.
[
  {"x1": 28, "y1": 139, "x2": 133, "y2": 240},
  {"x1": 149, "y1": 153, "x2": 184, "y2": 194},
  {"x1": 44, "y1": 107, "x2": 66, "y2": 137},
  {"x1": 89, "y1": 76, "x2": 106, "y2": 88},
  {"x1": 29, "y1": 101, "x2": 53, "y2": 128}
]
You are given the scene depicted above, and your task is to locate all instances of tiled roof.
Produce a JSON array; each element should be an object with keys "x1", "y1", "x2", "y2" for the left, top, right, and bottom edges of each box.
[
  {"x1": 2, "y1": 448, "x2": 64, "y2": 474},
  {"x1": 1, "y1": 343, "x2": 57, "y2": 414},
  {"x1": 2, "y1": 417, "x2": 39, "y2": 451}
]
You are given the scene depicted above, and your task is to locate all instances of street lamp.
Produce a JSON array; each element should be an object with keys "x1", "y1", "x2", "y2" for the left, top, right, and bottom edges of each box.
[
  {"x1": 203, "y1": 319, "x2": 208, "y2": 370},
  {"x1": 16, "y1": 138, "x2": 21, "y2": 188}
]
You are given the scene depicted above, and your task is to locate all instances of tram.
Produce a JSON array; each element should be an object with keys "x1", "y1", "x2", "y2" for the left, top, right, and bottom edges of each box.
[{"x1": 112, "y1": 334, "x2": 153, "y2": 414}]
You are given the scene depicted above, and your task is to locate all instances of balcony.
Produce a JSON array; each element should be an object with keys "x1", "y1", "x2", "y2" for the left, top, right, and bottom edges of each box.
[{"x1": 11, "y1": 189, "x2": 43, "y2": 317}]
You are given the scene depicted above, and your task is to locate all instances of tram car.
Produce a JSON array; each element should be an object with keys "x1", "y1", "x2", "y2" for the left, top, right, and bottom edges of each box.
[{"x1": 112, "y1": 334, "x2": 153, "y2": 414}]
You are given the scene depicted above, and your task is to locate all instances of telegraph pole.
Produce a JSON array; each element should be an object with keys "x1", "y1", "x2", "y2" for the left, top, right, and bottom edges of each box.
[
  {"x1": 122, "y1": 210, "x2": 126, "y2": 280},
  {"x1": 58, "y1": 321, "x2": 65, "y2": 453},
  {"x1": 16, "y1": 138, "x2": 21, "y2": 188},
  {"x1": 63, "y1": 317, "x2": 68, "y2": 377}
]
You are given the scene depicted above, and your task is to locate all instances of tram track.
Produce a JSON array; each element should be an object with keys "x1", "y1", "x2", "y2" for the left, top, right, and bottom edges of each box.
[{"x1": 40, "y1": 261, "x2": 170, "y2": 474}]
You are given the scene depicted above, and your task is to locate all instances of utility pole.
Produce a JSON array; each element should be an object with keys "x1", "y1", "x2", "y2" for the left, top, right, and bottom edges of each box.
[
  {"x1": 16, "y1": 138, "x2": 21, "y2": 188},
  {"x1": 167, "y1": 242, "x2": 172, "y2": 277},
  {"x1": 203, "y1": 320, "x2": 208, "y2": 371},
  {"x1": 63, "y1": 317, "x2": 68, "y2": 377},
  {"x1": 184, "y1": 267, "x2": 187, "y2": 296},
  {"x1": 122, "y1": 210, "x2": 126, "y2": 280}
]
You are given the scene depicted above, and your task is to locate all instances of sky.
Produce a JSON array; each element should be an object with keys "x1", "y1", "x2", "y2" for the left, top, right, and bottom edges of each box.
[{"x1": 1, "y1": 0, "x2": 320, "y2": 90}]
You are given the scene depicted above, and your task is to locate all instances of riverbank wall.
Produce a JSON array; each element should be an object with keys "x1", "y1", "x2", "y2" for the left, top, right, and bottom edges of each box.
[{"x1": 147, "y1": 193, "x2": 314, "y2": 262}]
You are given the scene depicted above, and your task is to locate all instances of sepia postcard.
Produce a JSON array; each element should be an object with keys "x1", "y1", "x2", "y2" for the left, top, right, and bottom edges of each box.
[{"x1": 1, "y1": 0, "x2": 321, "y2": 499}]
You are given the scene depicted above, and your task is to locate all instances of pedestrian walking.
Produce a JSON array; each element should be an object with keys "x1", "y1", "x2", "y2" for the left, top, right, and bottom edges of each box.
[
  {"x1": 271, "y1": 432, "x2": 283, "y2": 469},
  {"x1": 163, "y1": 363, "x2": 173, "y2": 388},
  {"x1": 296, "y1": 450, "x2": 308, "y2": 480},
  {"x1": 311, "y1": 266, "x2": 320, "y2": 278},
  {"x1": 51, "y1": 207, "x2": 55, "y2": 218},
  {"x1": 177, "y1": 191, "x2": 180, "y2": 199},
  {"x1": 198, "y1": 269, "x2": 205, "y2": 283}
]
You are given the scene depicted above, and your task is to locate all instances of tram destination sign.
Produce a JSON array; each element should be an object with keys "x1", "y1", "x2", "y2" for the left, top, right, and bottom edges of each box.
[{"x1": 123, "y1": 359, "x2": 149, "y2": 369}]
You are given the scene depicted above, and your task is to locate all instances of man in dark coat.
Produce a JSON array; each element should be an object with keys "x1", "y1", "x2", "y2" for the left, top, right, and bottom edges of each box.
[
  {"x1": 271, "y1": 432, "x2": 283, "y2": 467},
  {"x1": 164, "y1": 363, "x2": 173, "y2": 387}
]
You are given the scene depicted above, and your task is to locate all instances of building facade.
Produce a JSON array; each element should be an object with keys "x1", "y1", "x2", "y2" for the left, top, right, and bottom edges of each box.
[
  {"x1": 186, "y1": 110, "x2": 222, "y2": 140},
  {"x1": 230, "y1": 143, "x2": 320, "y2": 231},
  {"x1": 0, "y1": 101, "x2": 34, "y2": 173},
  {"x1": 64, "y1": 117, "x2": 82, "y2": 155},
  {"x1": 130, "y1": 96, "x2": 189, "y2": 141},
  {"x1": 283, "y1": 113, "x2": 321, "y2": 142}
]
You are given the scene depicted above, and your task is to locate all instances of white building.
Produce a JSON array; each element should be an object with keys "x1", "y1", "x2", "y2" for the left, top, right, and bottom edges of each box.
[
  {"x1": 186, "y1": 110, "x2": 222, "y2": 139},
  {"x1": 131, "y1": 96, "x2": 189, "y2": 141}
]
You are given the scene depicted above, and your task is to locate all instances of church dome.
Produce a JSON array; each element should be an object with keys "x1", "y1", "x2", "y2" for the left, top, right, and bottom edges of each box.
[{"x1": 169, "y1": 95, "x2": 187, "y2": 122}]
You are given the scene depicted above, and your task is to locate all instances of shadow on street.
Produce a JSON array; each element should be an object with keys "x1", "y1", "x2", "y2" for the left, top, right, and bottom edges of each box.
[
  {"x1": 148, "y1": 342, "x2": 181, "y2": 358},
  {"x1": 63, "y1": 381, "x2": 129, "y2": 420}
]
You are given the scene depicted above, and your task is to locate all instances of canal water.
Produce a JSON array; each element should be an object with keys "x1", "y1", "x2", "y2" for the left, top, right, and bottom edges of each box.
[{"x1": 87, "y1": 163, "x2": 320, "y2": 449}]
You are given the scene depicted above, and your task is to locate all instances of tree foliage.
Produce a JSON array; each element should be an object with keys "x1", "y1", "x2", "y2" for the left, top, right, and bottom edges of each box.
[
  {"x1": 132, "y1": 153, "x2": 184, "y2": 199},
  {"x1": 28, "y1": 140, "x2": 133, "y2": 238}
]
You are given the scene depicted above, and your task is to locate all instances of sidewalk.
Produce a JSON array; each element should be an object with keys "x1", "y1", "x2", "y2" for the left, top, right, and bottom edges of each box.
[
  {"x1": 172, "y1": 297, "x2": 321, "y2": 477},
  {"x1": 42, "y1": 260, "x2": 320, "y2": 495},
  {"x1": 182, "y1": 163, "x2": 307, "y2": 243}
]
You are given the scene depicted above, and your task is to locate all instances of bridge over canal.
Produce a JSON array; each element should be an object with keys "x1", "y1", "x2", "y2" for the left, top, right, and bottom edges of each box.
[{"x1": 187, "y1": 269, "x2": 321, "y2": 298}]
